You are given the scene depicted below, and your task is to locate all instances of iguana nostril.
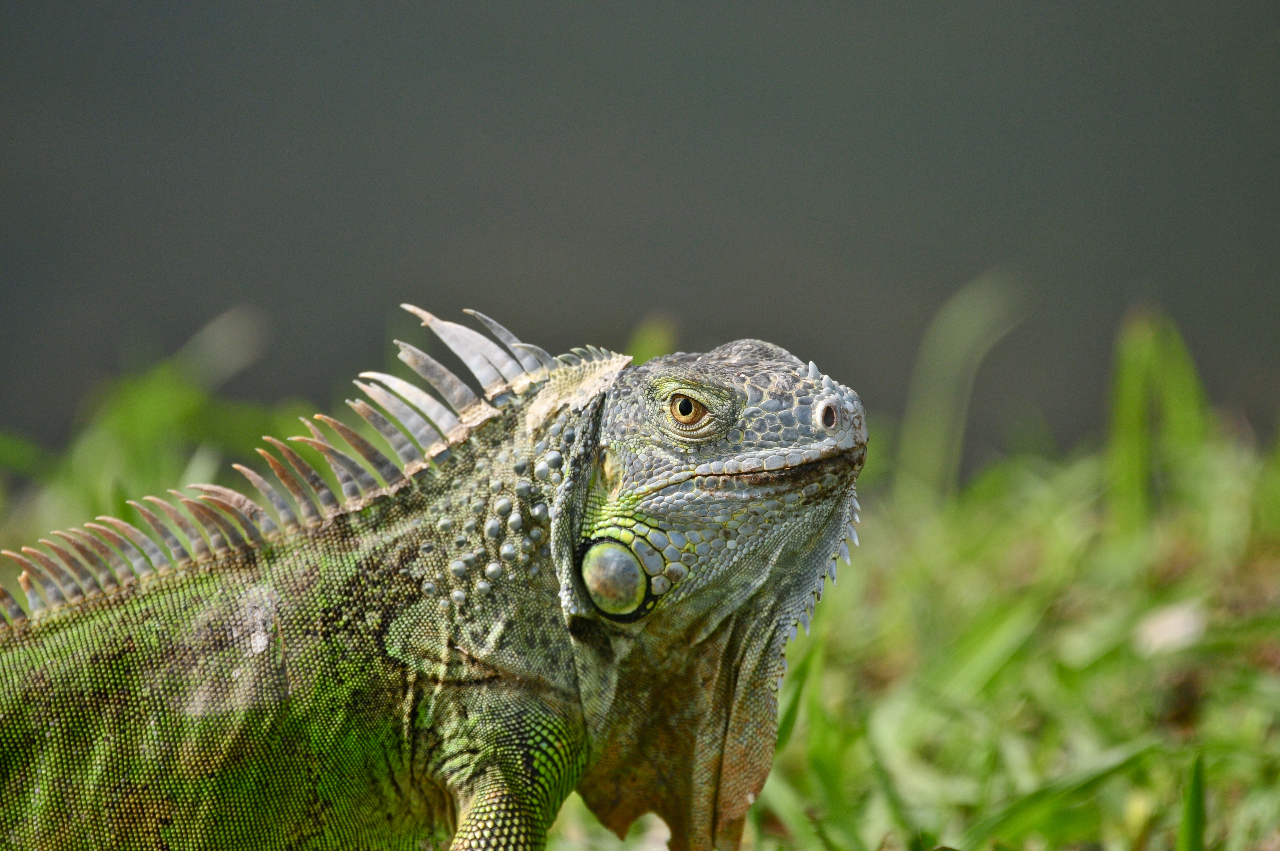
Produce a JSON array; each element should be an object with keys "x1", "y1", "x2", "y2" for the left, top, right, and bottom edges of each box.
[{"x1": 821, "y1": 403, "x2": 838, "y2": 429}]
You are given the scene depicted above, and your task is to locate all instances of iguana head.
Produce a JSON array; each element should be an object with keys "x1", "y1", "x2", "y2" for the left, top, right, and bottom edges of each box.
[
  {"x1": 577, "y1": 338, "x2": 865, "y2": 626},
  {"x1": 555, "y1": 339, "x2": 865, "y2": 851}
]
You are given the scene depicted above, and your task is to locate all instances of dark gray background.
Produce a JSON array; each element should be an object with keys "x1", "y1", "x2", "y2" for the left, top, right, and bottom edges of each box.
[{"x1": 3, "y1": 3, "x2": 1278, "y2": 470}]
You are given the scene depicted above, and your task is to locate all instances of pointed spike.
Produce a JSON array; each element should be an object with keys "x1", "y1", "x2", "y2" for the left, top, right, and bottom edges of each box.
[
  {"x1": 291, "y1": 426, "x2": 372, "y2": 500},
  {"x1": 126, "y1": 501, "x2": 192, "y2": 567},
  {"x1": 21, "y1": 547, "x2": 83, "y2": 603},
  {"x1": 403, "y1": 305, "x2": 521, "y2": 389},
  {"x1": 40, "y1": 538, "x2": 108, "y2": 595},
  {"x1": 233, "y1": 464, "x2": 300, "y2": 534},
  {"x1": 306, "y1": 421, "x2": 371, "y2": 499},
  {"x1": 442, "y1": 317, "x2": 525, "y2": 383},
  {"x1": 347, "y1": 399, "x2": 422, "y2": 468},
  {"x1": 570, "y1": 347, "x2": 594, "y2": 362},
  {"x1": 355, "y1": 381, "x2": 445, "y2": 456},
  {"x1": 84, "y1": 522, "x2": 156, "y2": 581},
  {"x1": 5, "y1": 550, "x2": 65, "y2": 607},
  {"x1": 586, "y1": 345, "x2": 606, "y2": 360},
  {"x1": 96, "y1": 517, "x2": 170, "y2": 574},
  {"x1": 828, "y1": 560, "x2": 838, "y2": 585},
  {"x1": 290, "y1": 438, "x2": 362, "y2": 500},
  {"x1": 64, "y1": 528, "x2": 138, "y2": 586},
  {"x1": 51, "y1": 531, "x2": 121, "y2": 590},
  {"x1": 850, "y1": 528, "x2": 859, "y2": 547},
  {"x1": 396, "y1": 308, "x2": 494, "y2": 385},
  {"x1": 16, "y1": 569, "x2": 47, "y2": 615},
  {"x1": 808, "y1": 361, "x2": 821, "y2": 379},
  {"x1": 189, "y1": 484, "x2": 278, "y2": 539},
  {"x1": 799, "y1": 611, "x2": 811, "y2": 636},
  {"x1": 838, "y1": 540, "x2": 851, "y2": 563},
  {"x1": 358, "y1": 372, "x2": 462, "y2": 437},
  {"x1": 28, "y1": 544, "x2": 93, "y2": 599},
  {"x1": 852, "y1": 496, "x2": 860, "y2": 511},
  {"x1": 144, "y1": 496, "x2": 212, "y2": 562},
  {"x1": 315, "y1": 413, "x2": 405, "y2": 487},
  {"x1": 464, "y1": 310, "x2": 542, "y2": 373},
  {"x1": 556, "y1": 352, "x2": 582, "y2": 367},
  {"x1": 195, "y1": 495, "x2": 266, "y2": 547},
  {"x1": 512, "y1": 342, "x2": 559, "y2": 372},
  {"x1": 394, "y1": 342, "x2": 483, "y2": 415},
  {"x1": 264, "y1": 437, "x2": 340, "y2": 514},
  {"x1": 0, "y1": 583, "x2": 26, "y2": 627},
  {"x1": 176, "y1": 498, "x2": 236, "y2": 555},
  {"x1": 256, "y1": 449, "x2": 323, "y2": 527}
]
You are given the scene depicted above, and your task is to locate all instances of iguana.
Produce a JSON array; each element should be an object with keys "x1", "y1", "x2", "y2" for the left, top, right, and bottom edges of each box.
[{"x1": 0, "y1": 305, "x2": 866, "y2": 851}]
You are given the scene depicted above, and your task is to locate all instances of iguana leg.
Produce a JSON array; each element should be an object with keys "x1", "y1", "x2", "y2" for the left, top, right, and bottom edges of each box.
[{"x1": 447, "y1": 688, "x2": 587, "y2": 851}]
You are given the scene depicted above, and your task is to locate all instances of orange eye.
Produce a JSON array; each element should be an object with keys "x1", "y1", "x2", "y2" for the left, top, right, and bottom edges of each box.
[{"x1": 670, "y1": 394, "x2": 707, "y2": 426}]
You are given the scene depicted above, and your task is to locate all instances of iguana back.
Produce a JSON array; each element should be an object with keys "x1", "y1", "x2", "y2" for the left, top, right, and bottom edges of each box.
[{"x1": 0, "y1": 307, "x2": 867, "y2": 851}]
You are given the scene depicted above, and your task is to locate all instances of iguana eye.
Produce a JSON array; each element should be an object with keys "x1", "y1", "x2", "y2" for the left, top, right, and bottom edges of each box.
[{"x1": 669, "y1": 394, "x2": 707, "y2": 426}]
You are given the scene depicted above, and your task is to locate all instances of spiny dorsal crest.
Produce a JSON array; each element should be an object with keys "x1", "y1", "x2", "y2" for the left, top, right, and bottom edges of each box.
[{"x1": 0, "y1": 306, "x2": 630, "y2": 630}]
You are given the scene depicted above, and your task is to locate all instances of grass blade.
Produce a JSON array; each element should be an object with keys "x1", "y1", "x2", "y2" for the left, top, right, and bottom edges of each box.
[
  {"x1": 1175, "y1": 754, "x2": 1205, "y2": 851},
  {"x1": 1107, "y1": 313, "x2": 1157, "y2": 534},
  {"x1": 894, "y1": 271, "x2": 1023, "y2": 509},
  {"x1": 776, "y1": 647, "x2": 816, "y2": 753},
  {"x1": 959, "y1": 739, "x2": 1155, "y2": 849}
]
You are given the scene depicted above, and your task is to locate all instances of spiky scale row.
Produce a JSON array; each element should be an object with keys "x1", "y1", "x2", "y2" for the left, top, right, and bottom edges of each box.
[
  {"x1": 354, "y1": 379, "x2": 448, "y2": 458},
  {"x1": 363, "y1": 371, "x2": 463, "y2": 441},
  {"x1": 129, "y1": 500, "x2": 193, "y2": 566},
  {"x1": 397, "y1": 341, "x2": 488, "y2": 418},
  {"x1": 347, "y1": 399, "x2": 422, "y2": 468},
  {"x1": 0, "y1": 584, "x2": 25, "y2": 626},
  {"x1": 0, "y1": 306, "x2": 603, "y2": 629},
  {"x1": 256, "y1": 448, "x2": 325, "y2": 526},
  {"x1": 231, "y1": 464, "x2": 300, "y2": 533},
  {"x1": 774, "y1": 486, "x2": 864, "y2": 690},
  {"x1": 146, "y1": 495, "x2": 211, "y2": 561}
]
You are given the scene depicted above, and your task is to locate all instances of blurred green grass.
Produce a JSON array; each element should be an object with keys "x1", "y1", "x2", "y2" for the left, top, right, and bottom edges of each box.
[{"x1": 2, "y1": 295, "x2": 1278, "y2": 851}]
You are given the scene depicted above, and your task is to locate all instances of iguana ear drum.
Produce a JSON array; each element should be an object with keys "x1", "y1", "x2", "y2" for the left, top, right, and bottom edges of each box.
[{"x1": 581, "y1": 541, "x2": 647, "y2": 617}]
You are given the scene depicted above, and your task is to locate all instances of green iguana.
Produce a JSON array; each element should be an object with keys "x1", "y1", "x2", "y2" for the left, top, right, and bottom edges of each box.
[{"x1": 0, "y1": 305, "x2": 866, "y2": 851}]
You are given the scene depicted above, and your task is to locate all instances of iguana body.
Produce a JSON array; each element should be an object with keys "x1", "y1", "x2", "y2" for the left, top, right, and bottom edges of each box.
[{"x1": 0, "y1": 307, "x2": 866, "y2": 851}]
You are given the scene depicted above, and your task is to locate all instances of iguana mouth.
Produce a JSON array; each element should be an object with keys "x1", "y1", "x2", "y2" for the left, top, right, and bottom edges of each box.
[
  {"x1": 691, "y1": 436, "x2": 862, "y2": 477},
  {"x1": 705, "y1": 449, "x2": 864, "y2": 493},
  {"x1": 628, "y1": 444, "x2": 864, "y2": 501}
]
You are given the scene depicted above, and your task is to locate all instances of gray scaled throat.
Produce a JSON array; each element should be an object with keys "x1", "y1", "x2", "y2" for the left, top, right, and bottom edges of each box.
[{"x1": 0, "y1": 304, "x2": 867, "y2": 851}]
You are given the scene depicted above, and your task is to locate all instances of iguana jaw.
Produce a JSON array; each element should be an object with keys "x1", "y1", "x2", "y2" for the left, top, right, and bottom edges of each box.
[{"x1": 568, "y1": 479, "x2": 861, "y2": 851}]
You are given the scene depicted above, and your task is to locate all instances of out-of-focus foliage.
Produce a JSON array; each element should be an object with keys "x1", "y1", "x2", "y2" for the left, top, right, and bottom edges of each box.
[
  {"x1": 1, "y1": 297, "x2": 1277, "y2": 850},
  {"x1": 626, "y1": 314, "x2": 681, "y2": 366},
  {"x1": 0, "y1": 308, "x2": 311, "y2": 585},
  {"x1": 893, "y1": 269, "x2": 1024, "y2": 508}
]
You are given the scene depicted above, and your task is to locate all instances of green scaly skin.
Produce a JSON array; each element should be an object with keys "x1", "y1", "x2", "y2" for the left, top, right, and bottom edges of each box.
[{"x1": 0, "y1": 309, "x2": 866, "y2": 851}]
